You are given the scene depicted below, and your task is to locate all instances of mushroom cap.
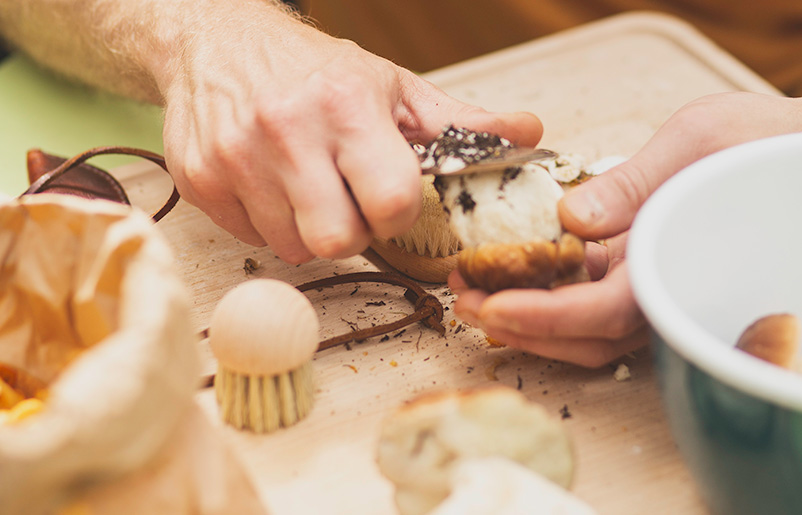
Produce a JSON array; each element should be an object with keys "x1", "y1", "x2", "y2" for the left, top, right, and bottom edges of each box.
[
  {"x1": 457, "y1": 233, "x2": 588, "y2": 293},
  {"x1": 376, "y1": 386, "x2": 575, "y2": 515},
  {"x1": 736, "y1": 313, "x2": 800, "y2": 369},
  {"x1": 208, "y1": 279, "x2": 320, "y2": 375}
]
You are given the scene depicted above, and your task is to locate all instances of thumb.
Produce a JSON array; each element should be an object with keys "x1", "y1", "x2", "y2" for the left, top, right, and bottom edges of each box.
[
  {"x1": 557, "y1": 159, "x2": 653, "y2": 240},
  {"x1": 557, "y1": 107, "x2": 727, "y2": 239},
  {"x1": 558, "y1": 138, "x2": 702, "y2": 240}
]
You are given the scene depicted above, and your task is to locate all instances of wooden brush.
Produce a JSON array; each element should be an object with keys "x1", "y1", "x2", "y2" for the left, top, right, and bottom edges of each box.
[
  {"x1": 370, "y1": 175, "x2": 461, "y2": 283},
  {"x1": 208, "y1": 279, "x2": 320, "y2": 433}
]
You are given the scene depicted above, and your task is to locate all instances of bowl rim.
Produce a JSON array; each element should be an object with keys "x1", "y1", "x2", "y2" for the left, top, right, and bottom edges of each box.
[{"x1": 628, "y1": 132, "x2": 802, "y2": 411}]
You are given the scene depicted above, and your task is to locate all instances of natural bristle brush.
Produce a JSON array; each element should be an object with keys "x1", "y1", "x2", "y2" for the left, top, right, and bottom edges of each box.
[
  {"x1": 208, "y1": 278, "x2": 320, "y2": 433},
  {"x1": 370, "y1": 174, "x2": 462, "y2": 283}
]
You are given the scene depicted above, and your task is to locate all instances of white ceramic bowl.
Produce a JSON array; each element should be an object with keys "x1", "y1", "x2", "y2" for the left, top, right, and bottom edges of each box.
[{"x1": 628, "y1": 132, "x2": 802, "y2": 515}]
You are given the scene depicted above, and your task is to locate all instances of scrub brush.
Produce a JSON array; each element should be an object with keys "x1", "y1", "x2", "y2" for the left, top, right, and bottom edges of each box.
[
  {"x1": 370, "y1": 174, "x2": 462, "y2": 283},
  {"x1": 208, "y1": 279, "x2": 320, "y2": 433}
]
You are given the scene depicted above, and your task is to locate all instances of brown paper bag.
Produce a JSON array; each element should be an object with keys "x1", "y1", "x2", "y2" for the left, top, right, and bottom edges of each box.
[{"x1": 0, "y1": 194, "x2": 265, "y2": 514}]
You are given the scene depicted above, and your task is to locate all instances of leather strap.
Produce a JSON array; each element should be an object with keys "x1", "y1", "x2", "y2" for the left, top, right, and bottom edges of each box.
[
  {"x1": 198, "y1": 271, "x2": 446, "y2": 388},
  {"x1": 296, "y1": 271, "x2": 446, "y2": 351},
  {"x1": 22, "y1": 146, "x2": 180, "y2": 222}
]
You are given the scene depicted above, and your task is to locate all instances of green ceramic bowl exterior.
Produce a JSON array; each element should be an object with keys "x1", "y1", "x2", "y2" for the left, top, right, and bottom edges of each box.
[
  {"x1": 629, "y1": 134, "x2": 802, "y2": 515},
  {"x1": 655, "y1": 335, "x2": 802, "y2": 514}
]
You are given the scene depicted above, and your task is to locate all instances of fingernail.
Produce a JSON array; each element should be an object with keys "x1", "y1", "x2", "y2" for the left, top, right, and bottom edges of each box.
[{"x1": 562, "y1": 189, "x2": 606, "y2": 227}]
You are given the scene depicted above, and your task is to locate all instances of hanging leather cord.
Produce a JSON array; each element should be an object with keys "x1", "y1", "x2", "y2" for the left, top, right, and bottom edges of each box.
[{"x1": 22, "y1": 146, "x2": 180, "y2": 223}]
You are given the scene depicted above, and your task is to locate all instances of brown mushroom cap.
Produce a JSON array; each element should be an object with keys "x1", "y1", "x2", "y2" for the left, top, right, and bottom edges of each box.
[
  {"x1": 736, "y1": 313, "x2": 800, "y2": 369},
  {"x1": 457, "y1": 233, "x2": 589, "y2": 293}
]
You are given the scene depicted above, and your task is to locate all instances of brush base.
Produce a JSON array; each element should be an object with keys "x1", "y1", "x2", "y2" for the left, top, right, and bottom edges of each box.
[
  {"x1": 370, "y1": 237, "x2": 459, "y2": 283},
  {"x1": 215, "y1": 362, "x2": 314, "y2": 433}
]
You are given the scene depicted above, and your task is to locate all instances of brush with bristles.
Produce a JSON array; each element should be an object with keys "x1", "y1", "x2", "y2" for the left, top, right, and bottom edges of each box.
[
  {"x1": 370, "y1": 175, "x2": 462, "y2": 283},
  {"x1": 208, "y1": 278, "x2": 320, "y2": 433}
]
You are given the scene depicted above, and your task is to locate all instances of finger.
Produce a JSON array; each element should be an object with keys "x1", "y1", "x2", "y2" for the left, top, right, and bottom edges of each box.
[
  {"x1": 469, "y1": 263, "x2": 645, "y2": 341},
  {"x1": 336, "y1": 119, "x2": 422, "y2": 240},
  {"x1": 205, "y1": 199, "x2": 268, "y2": 247},
  {"x1": 448, "y1": 109, "x2": 544, "y2": 148},
  {"x1": 237, "y1": 187, "x2": 316, "y2": 263},
  {"x1": 584, "y1": 241, "x2": 609, "y2": 281},
  {"x1": 452, "y1": 288, "x2": 490, "y2": 329},
  {"x1": 448, "y1": 268, "x2": 470, "y2": 294},
  {"x1": 400, "y1": 77, "x2": 544, "y2": 147},
  {"x1": 557, "y1": 105, "x2": 725, "y2": 240},
  {"x1": 484, "y1": 325, "x2": 651, "y2": 368},
  {"x1": 558, "y1": 158, "x2": 655, "y2": 240},
  {"x1": 164, "y1": 151, "x2": 270, "y2": 247},
  {"x1": 281, "y1": 154, "x2": 374, "y2": 259}
]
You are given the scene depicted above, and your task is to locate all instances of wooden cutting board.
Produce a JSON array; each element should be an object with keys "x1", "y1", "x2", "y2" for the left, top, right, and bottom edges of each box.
[{"x1": 109, "y1": 11, "x2": 780, "y2": 515}]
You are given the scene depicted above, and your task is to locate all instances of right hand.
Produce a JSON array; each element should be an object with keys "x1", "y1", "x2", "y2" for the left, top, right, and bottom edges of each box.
[{"x1": 154, "y1": 3, "x2": 543, "y2": 263}]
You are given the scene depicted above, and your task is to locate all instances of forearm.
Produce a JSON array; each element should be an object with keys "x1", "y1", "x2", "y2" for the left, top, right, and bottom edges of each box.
[{"x1": 0, "y1": 0, "x2": 300, "y2": 105}]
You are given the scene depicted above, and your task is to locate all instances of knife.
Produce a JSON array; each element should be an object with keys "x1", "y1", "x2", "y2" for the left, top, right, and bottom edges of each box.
[{"x1": 421, "y1": 147, "x2": 558, "y2": 177}]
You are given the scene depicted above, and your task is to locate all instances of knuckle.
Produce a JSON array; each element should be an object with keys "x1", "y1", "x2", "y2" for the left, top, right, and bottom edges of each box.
[
  {"x1": 671, "y1": 93, "x2": 744, "y2": 142},
  {"x1": 607, "y1": 164, "x2": 653, "y2": 214},
  {"x1": 310, "y1": 71, "x2": 377, "y2": 124},
  {"x1": 174, "y1": 154, "x2": 218, "y2": 201},
  {"x1": 208, "y1": 128, "x2": 250, "y2": 176},
  {"x1": 361, "y1": 185, "x2": 420, "y2": 235},
  {"x1": 306, "y1": 226, "x2": 370, "y2": 259},
  {"x1": 254, "y1": 96, "x2": 296, "y2": 140}
]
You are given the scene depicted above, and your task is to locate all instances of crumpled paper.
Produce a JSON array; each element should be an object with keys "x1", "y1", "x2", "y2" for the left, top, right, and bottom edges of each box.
[{"x1": 0, "y1": 194, "x2": 201, "y2": 514}]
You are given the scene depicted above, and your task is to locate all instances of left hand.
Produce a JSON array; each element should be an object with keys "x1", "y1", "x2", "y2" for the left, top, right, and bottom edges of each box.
[
  {"x1": 449, "y1": 234, "x2": 648, "y2": 368},
  {"x1": 449, "y1": 91, "x2": 802, "y2": 367}
]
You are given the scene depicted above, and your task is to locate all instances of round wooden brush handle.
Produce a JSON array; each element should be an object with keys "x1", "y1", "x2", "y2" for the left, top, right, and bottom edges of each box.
[{"x1": 208, "y1": 279, "x2": 320, "y2": 376}]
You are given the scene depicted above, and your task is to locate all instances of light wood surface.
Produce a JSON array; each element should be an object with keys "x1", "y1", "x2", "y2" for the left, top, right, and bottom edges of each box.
[{"x1": 115, "y1": 12, "x2": 780, "y2": 515}]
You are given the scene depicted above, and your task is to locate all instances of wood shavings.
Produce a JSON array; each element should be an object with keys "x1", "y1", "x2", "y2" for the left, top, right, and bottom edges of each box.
[
  {"x1": 485, "y1": 336, "x2": 506, "y2": 347},
  {"x1": 613, "y1": 364, "x2": 631, "y2": 382}
]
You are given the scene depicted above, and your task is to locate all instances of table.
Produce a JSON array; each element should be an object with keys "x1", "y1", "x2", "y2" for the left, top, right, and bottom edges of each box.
[{"x1": 116, "y1": 12, "x2": 781, "y2": 514}]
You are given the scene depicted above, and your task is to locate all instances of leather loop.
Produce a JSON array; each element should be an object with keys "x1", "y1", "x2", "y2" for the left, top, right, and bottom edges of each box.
[
  {"x1": 295, "y1": 271, "x2": 446, "y2": 351},
  {"x1": 22, "y1": 146, "x2": 180, "y2": 222},
  {"x1": 198, "y1": 272, "x2": 446, "y2": 388}
]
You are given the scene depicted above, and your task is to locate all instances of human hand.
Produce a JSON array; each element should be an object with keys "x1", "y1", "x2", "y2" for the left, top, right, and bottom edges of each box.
[
  {"x1": 154, "y1": 3, "x2": 543, "y2": 263},
  {"x1": 450, "y1": 92, "x2": 802, "y2": 367}
]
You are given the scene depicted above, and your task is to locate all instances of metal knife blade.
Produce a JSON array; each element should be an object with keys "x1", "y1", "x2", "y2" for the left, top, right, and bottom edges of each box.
[{"x1": 421, "y1": 147, "x2": 558, "y2": 177}]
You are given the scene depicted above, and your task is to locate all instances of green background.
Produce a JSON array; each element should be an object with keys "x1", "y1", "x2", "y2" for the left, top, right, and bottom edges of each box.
[{"x1": 0, "y1": 55, "x2": 164, "y2": 196}]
